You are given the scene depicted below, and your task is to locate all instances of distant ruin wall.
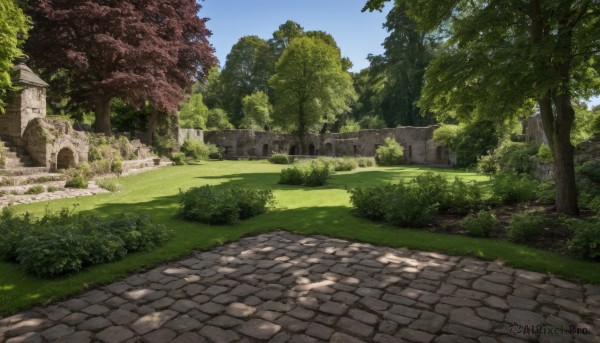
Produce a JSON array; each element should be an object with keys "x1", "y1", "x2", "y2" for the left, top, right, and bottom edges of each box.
[
  {"x1": 174, "y1": 128, "x2": 204, "y2": 147},
  {"x1": 203, "y1": 126, "x2": 455, "y2": 166}
]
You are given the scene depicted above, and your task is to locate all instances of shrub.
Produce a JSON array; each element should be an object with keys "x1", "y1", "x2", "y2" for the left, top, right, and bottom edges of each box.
[
  {"x1": 279, "y1": 160, "x2": 332, "y2": 186},
  {"x1": 88, "y1": 146, "x2": 102, "y2": 162},
  {"x1": 376, "y1": 138, "x2": 404, "y2": 166},
  {"x1": 537, "y1": 144, "x2": 553, "y2": 163},
  {"x1": 269, "y1": 153, "x2": 290, "y2": 164},
  {"x1": 65, "y1": 172, "x2": 88, "y2": 189},
  {"x1": 506, "y1": 212, "x2": 549, "y2": 242},
  {"x1": 111, "y1": 157, "x2": 123, "y2": 174},
  {"x1": 171, "y1": 152, "x2": 187, "y2": 166},
  {"x1": 208, "y1": 144, "x2": 224, "y2": 160},
  {"x1": 460, "y1": 211, "x2": 496, "y2": 237},
  {"x1": 333, "y1": 158, "x2": 359, "y2": 171},
  {"x1": 477, "y1": 141, "x2": 539, "y2": 176},
  {"x1": 47, "y1": 186, "x2": 59, "y2": 192},
  {"x1": 446, "y1": 178, "x2": 483, "y2": 212},
  {"x1": 98, "y1": 179, "x2": 123, "y2": 192},
  {"x1": 567, "y1": 218, "x2": 600, "y2": 259},
  {"x1": 536, "y1": 180, "x2": 556, "y2": 205},
  {"x1": 25, "y1": 185, "x2": 45, "y2": 195},
  {"x1": 179, "y1": 185, "x2": 275, "y2": 224},
  {"x1": 578, "y1": 160, "x2": 600, "y2": 184},
  {"x1": 357, "y1": 157, "x2": 375, "y2": 168},
  {"x1": 384, "y1": 181, "x2": 439, "y2": 227},
  {"x1": 90, "y1": 160, "x2": 111, "y2": 176},
  {"x1": 75, "y1": 162, "x2": 95, "y2": 180},
  {"x1": 181, "y1": 137, "x2": 209, "y2": 160},
  {"x1": 348, "y1": 184, "x2": 396, "y2": 220},
  {"x1": 412, "y1": 172, "x2": 449, "y2": 207},
  {"x1": 491, "y1": 172, "x2": 537, "y2": 204}
]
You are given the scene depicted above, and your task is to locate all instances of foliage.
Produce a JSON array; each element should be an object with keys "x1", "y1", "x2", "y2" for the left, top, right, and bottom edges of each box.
[
  {"x1": 376, "y1": 137, "x2": 404, "y2": 166},
  {"x1": 279, "y1": 159, "x2": 332, "y2": 186},
  {"x1": 170, "y1": 152, "x2": 187, "y2": 166},
  {"x1": 339, "y1": 119, "x2": 361, "y2": 133},
  {"x1": 240, "y1": 91, "x2": 272, "y2": 130},
  {"x1": 179, "y1": 185, "x2": 275, "y2": 224},
  {"x1": 383, "y1": 181, "x2": 439, "y2": 227},
  {"x1": 0, "y1": 0, "x2": 30, "y2": 111},
  {"x1": 268, "y1": 153, "x2": 290, "y2": 164},
  {"x1": 433, "y1": 124, "x2": 460, "y2": 148},
  {"x1": 270, "y1": 37, "x2": 356, "y2": 153},
  {"x1": 332, "y1": 157, "x2": 359, "y2": 171},
  {"x1": 491, "y1": 172, "x2": 537, "y2": 205},
  {"x1": 26, "y1": 0, "x2": 216, "y2": 134},
  {"x1": 0, "y1": 208, "x2": 171, "y2": 277},
  {"x1": 24, "y1": 185, "x2": 45, "y2": 195},
  {"x1": 567, "y1": 218, "x2": 600, "y2": 259},
  {"x1": 537, "y1": 144, "x2": 553, "y2": 164},
  {"x1": 65, "y1": 172, "x2": 88, "y2": 189},
  {"x1": 206, "y1": 108, "x2": 234, "y2": 130},
  {"x1": 460, "y1": 211, "x2": 496, "y2": 238},
  {"x1": 348, "y1": 184, "x2": 394, "y2": 220},
  {"x1": 97, "y1": 179, "x2": 123, "y2": 193},
  {"x1": 208, "y1": 145, "x2": 224, "y2": 160},
  {"x1": 181, "y1": 138, "x2": 209, "y2": 161},
  {"x1": 359, "y1": 115, "x2": 387, "y2": 129},
  {"x1": 506, "y1": 213, "x2": 550, "y2": 243},
  {"x1": 478, "y1": 141, "x2": 540, "y2": 176},
  {"x1": 455, "y1": 120, "x2": 506, "y2": 168},
  {"x1": 179, "y1": 93, "x2": 209, "y2": 129},
  {"x1": 577, "y1": 160, "x2": 600, "y2": 184},
  {"x1": 111, "y1": 157, "x2": 123, "y2": 174},
  {"x1": 445, "y1": 177, "x2": 483, "y2": 213}
]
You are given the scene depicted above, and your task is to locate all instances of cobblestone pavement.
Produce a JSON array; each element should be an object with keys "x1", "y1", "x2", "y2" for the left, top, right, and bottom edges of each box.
[{"x1": 1, "y1": 231, "x2": 599, "y2": 343}]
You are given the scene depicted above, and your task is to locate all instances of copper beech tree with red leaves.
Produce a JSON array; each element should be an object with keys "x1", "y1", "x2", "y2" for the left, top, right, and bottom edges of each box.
[{"x1": 25, "y1": 0, "x2": 217, "y2": 137}]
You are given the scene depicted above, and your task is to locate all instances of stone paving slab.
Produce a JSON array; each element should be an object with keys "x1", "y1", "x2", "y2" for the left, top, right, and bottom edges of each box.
[{"x1": 1, "y1": 231, "x2": 599, "y2": 343}]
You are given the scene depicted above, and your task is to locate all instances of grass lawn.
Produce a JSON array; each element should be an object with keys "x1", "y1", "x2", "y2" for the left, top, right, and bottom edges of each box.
[{"x1": 1, "y1": 160, "x2": 598, "y2": 315}]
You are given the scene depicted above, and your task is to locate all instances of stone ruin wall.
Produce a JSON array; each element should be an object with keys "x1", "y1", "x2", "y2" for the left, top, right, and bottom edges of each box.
[
  {"x1": 0, "y1": 85, "x2": 47, "y2": 145},
  {"x1": 202, "y1": 126, "x2": 455, "y2": 166}
]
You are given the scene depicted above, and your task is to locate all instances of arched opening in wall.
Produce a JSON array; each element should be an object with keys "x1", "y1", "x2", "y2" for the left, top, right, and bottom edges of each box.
[
  {"x1": 289, "y1": 145, "x2": 298, "y2": 155},
  {"x1": 262, "y1": 144, "x2": 269, "y2": 156},
  {"x1": 308, "y1": 144, "x2": 316, "y2": 156},
  {"x1": 57, "y1": 148, "x2": 76, "y2": 169},
  {"x1": 353, "y1": 145, "x2": 357, "y2": 155},
  {"x1": 408, "y1": 145, "x2": 413, "y2": 159},
  {"x1": 436, "y1": 146, "x2": 443, "y2": 164},
  {"x1": 325, "y1": 143, "x2": 333, "y2": 156}
]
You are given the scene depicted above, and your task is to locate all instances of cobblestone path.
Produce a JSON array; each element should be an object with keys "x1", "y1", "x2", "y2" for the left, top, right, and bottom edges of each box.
[{"x1": 1, "y1": 231, "x2": 599, "y2": 343}]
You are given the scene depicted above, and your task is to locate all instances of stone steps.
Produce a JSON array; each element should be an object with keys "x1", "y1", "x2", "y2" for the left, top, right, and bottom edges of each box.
[
  {"x1": 0, "y1": 136, "x2": 38, "y2": 170},
  {"x1": 0, "y1": 167, "x2": 49, "y2": 176}
]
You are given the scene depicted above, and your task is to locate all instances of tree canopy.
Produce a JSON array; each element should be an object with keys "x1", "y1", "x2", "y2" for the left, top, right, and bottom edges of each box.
[
  {"x1": 269, "y1": 36, "x2": 356, "y2": 153},
  {"x1": 25, "y1": 0, "x2": 216, "y2": 135},
  {"x1": 240, "y1": 91, "x2": 272, "y2": 130},
  {"x1": 0, "y1": 0, "x2": 29, "y2": 111}
]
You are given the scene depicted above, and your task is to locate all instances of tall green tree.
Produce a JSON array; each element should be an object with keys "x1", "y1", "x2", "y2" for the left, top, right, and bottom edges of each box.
[
  {"x1": 365, "y1": 0, "x2": 600, "y2": 215},
  {"x1": 0, "y1": 0, "x2": 29, "y2": 111},
  {"x1": 240, "y1": 91, "x2": 272, "y2": 130},
  {"x1": 269, "y1": 37, "x2": 357, "y2": 153},
  {"x1": 179, "y1": 93, "x2": 209, "y2": 129}
]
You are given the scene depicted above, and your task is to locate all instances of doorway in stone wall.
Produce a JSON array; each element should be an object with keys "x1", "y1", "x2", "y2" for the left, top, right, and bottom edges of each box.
[
  {"x1": 325, "y1": 143, "x2": 333, "y2": 156},
  {"x1": 262, "y1": 144, "x2": 269, "y2": 157},
  {"x1": 289, "y1": 145, "x2": 298, "y2": 155},
  {"x1": 308, "y1": 144, "x2": 315, "y2": 156},
  {"x1": 57, "y1": 148, "x2": 76, "y2": 169}
]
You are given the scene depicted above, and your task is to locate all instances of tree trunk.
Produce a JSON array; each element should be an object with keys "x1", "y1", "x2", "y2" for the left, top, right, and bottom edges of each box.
[
  {"x1": 94, "y1": 98, "x2": 112, "y2": 135},
  {"x1": 142, "y1": 109, "x2": 160, "y2": 146},
  {"x1": 297, "y1": 102, "x2": 307, "y2": 155}
]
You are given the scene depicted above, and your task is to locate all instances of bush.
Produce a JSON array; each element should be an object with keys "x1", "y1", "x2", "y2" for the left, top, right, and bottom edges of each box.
[
  {"x1": 348, "y1": 184, "x2": 396, "y2": 220},
  {"x1": 111, "y1": 157, "x2": 123, "y2": 174},
  {"x1": 446, "y1": 178, "x2": 483, "y2": 212},
  {"x1": 357, "y1": 157, "x2": 375, "y2": 168},
  {"x1": 75, "y1": 162, "x2": 94, "y2": 180},
  {"x1": 491, "y1": 172, "x2": 537, "y2": 204},
  {"x1": 90, "y1": 160, "x2": 111, "y2": 176},
  {"x1": 171, "y1": 152, "x2": 187, "y2": 166},
  {"x1": 279, "y1": 160, "x2": 332, "y2": 186},
  {"x1": 88, "y1": 146, "x2": 102, "y2": 162},
  {"x1": 25, "y1": 185, "x2": 45, "y2": 195},
  {"x1": 179, "y1": 185, "x2": 275, "y2": 224},
  {"x1": 98, "y1": 179, "x2": 123, "y2": 192},
  {"x1": 65, "y1": 172, "x2": 88, "y2": 189},
  {"x1": 477, "y1": 141, "x2": 539, "y2": 176},
  {"x1": 208, "y1": 144, "x2": 224, "y2": 160},
  {"x1": 567, "y1": 218, "x2": 600, "y2": 259},
  {"x1": 376, "y1": 138, "x2": 404, "y2": 166},
  {"x1": 269, "y1": 153, "x2": 290, "y2": 164},
  {"x1": 506, "y1": 212, "x2": 549, "y2": 242},
  {"x1": 578, "y1": 160, "x2": 600, "y2": 184},
  {"x1": 181, "y1": 137, "x2": 209, "y2": 160},
  {"x1": 384, "y1": 181, "x2": 439, "y2": 227},
  {"x1": 333, "y1": 158, "x2": 359, "y2": 171},
  {"x1": 47, "y1": 186, "x2": 59, "y2": 192},
  {"x1": 460, "y1": 211, "x2": 496, "y2": 237}
]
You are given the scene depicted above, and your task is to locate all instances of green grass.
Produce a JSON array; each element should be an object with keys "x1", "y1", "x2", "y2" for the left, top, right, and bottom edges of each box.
[{"x1": 0, "y1": 161, "x2": 598, "y2": 315}]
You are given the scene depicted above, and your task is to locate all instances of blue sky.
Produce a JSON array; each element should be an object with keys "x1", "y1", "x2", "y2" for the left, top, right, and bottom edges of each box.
[
  {"x1": 199, "y1": 0, "x2": 391, "y2": 72},
  {"x1": 199, "y1": 0, "x2": 599, "y2": 107}
]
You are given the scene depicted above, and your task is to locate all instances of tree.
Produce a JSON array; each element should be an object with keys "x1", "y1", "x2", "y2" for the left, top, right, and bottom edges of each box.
[
  {"x1": 269, "y1": 37, "x2": 356, "y2": 153},
  {"x1": 365, "y1": 0, "x2": 600, "y2": 215},
  {"x1": 179, "y1": 93, "x2": 209, "y2": 129},
  {"x1": 206, "y1": 108, "x2": 234, "y2": 130},
  {"x1": 240, "y1": 91, "x2": 272, "y2": 130},
  {"x1": 0, "y1": 0, "x2": 29, "y2": 111},
  {"x1": 26, "y1": 0, "x2": 216, "y2": 136},
  {"x1": 220, "y1": 36, "x2": 271, "y2": 125}
]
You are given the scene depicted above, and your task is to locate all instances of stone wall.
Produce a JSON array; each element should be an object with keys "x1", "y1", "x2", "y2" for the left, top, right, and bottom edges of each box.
[
  {"x1": 522, "y1": 115, "x2": 547, "y2": 145},
  {"x1": 174, "y1": 127, "x2": 204, "y2": 147},
  {"x1": 204, "y1": 126, "x2": 455, "y2": 166}
]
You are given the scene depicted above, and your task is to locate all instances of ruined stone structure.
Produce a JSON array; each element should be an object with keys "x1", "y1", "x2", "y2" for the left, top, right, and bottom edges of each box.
[
  {"x1": 522, "y1": 114, "x2": 548, "y2": 145},
  {"x1": 203, "y1": 127, "x2": 456, "y2": 166},
  {"x1": 0, "y1": 57, "x2": 88, "y2": 172}
]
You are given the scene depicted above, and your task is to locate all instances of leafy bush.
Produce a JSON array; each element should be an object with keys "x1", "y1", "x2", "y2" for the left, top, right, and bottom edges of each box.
[
  {"x1": 90, "y1": 160, "x2": 111, "y2": 176},
  {"x1": 111, "y1": 157, "x2": 123, "y2": 174},
  {"x1": 88, "y1": 146, "x2": 102, "y2": 162},
  {"x1": 348, "y1": 184, "x2": 395, "y2": 220},
  {"x1": 333, "y1": 158, "x2": 359, "y2": 171},
  {"x1": 171, "y1": 152, "x2": 187, "y2": 166},
  {"x1": 65, "y1": 172, "x2": 88, "y2": 189},
  {"x1": 506, "y1": 212, "x2": 549, "y2": 242},
  {"x1": 208, "y1": 144, "x2": 224, "y2": 160},
  {"x1": 0, "y1": 208, "x2": 172, "y2": 277},
  {"x1": 357, "y1": 157, "x2": 375, "y2": 167},
  {"x1": 279, "y1": 160, "x2": 332, "y2": 186},
  {"x1": 446, "y1": 178, "x2": 483, "y2": 212},
  {"x1": 491, "y1": 172, "x2": 537, "y2": 204},
  {"x1": 536, "y1": 180, "x2": 556, "y2": 205},
  {"x1": 477, "y1": 141, "x2": 539, "y2": 176},
  {"x1": 578, "y1": 160, "x2": 600, "y2": 184},
  {"x1": 98, "y1": 179, "x2": 123, "y2": 192},
  {"x1": 179, "y1": 185, "x2": 275, "y2": 224},
  {"x1": 269, "y1": 153, "x2": 290, "y2": 164},
  {"x1": 376, "y1": 138, "x2": 404, "y2": 166},
  {"x1": 181, "y1": 137, "x2": 209, "y2": 160},
  {"x1": 537, "y1": 144, "x2": 553, "y2": 163},
  {"x1": 25, "y1": 185, "x2": 45, "y2": 195},
  {"x1": 384, "y1": 181, "x2": 439, "y2": 227},
  {"x1": 75, "y1": 162, "x2": 94, "y2": 180},
  {"x1": 567, "y1": 218, "x2": 600, "y2": 259},
  {"x1": 47, "y1": 186, "x2": 59, "y2": 192},
  {"x1": 460, "y1": 211, "x2": 496, "y2": 237}
]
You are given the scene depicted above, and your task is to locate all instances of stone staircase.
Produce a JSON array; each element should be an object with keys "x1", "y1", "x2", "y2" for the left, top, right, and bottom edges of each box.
[{"x1": 0, "y1": 136, "x2": 48, "y2": 176}]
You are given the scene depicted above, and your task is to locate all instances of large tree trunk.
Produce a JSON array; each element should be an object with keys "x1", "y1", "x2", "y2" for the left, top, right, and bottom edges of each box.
[
  {"x1": 142, "y1": 109, "x2": 160, "y2": 145},
  {"x1": 94, "y1": 98, "x2": 112, "y2": 135},
  {"x1": 297, "y1": 103, "x2": 307, "y2": 155}
]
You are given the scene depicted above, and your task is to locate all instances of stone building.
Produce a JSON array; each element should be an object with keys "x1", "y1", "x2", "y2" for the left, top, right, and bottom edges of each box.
[
  {"x1": 202, "y1": 126, "x2": 455, "y2": 166},
  {"x1": 0, "y1": 57, "x2": 88, "y2": 171}
]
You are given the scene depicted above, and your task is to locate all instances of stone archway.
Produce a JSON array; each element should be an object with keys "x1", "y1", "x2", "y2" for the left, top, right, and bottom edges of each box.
[
  {"x1": 57, "y1": 148, "x2": 76, "y2": 169},
  {"x1": 308, "y1": 144, "x2": 316, "y2": 156}
]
